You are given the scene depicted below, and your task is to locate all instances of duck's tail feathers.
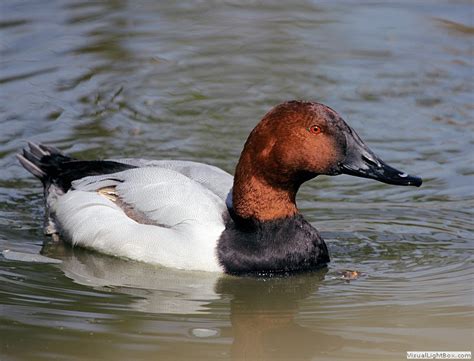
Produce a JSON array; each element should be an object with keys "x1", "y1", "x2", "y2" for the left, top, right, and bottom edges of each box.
[
  {"x1": 17, "y1": 143, "x2": 60, "y2": 180},
  {"x1": 16, "y1": 142, "x2": 74, "y2": 184},
  {"x1": 17, "y1": 143, "x2": 73, "y2": 237},
  {"x1": 18, "y1": 142, "x2": 137, "y2": 193}
]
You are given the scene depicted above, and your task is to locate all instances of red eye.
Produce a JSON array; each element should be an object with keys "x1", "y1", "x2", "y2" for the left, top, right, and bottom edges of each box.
[{"x1": 309, "y1": 125, "x2": 321, "y2": 135}]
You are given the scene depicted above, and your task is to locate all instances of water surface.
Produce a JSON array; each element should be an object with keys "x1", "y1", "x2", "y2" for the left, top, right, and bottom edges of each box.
[{"x1": 1, "y1": 1, "x2": 473, "y2": 360}]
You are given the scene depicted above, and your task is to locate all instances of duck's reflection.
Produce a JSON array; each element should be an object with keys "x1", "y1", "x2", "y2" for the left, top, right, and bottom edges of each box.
[
  {"x1": 216, "y1": 273, "x2": 343, "y2": 360},
  {"x1": 43, "y1": 243, "x2": 342, "y2": 359},
  {"x1": 43, "y1": 242, "x2": 222, "y2": 314}
]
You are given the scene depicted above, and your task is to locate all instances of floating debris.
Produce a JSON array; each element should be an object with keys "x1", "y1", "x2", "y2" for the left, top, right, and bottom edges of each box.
[{"x1": 338, "y1": 270, "x2": 361, "y2": 281}]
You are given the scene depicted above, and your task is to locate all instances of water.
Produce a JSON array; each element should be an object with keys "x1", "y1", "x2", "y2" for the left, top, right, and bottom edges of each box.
[{"x1": 1, "y1": 1, "x2": 473, "y2": 360}]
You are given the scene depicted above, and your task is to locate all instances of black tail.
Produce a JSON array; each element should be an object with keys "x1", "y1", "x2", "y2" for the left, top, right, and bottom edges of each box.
[
  {"x1": 17, "y1": 142, "x2": 66, "y2": 179},
  {"x1": 17, "y1": 142, "x2": 135, "y2": 192}
]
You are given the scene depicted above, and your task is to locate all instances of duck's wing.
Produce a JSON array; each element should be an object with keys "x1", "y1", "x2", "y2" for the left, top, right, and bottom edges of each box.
[
  {"x1": 53, "y1": 167, "x2": 229, "y2": 271},
  {"x1": 110, "y1": 159, "x2": 233, "y2": 201}
]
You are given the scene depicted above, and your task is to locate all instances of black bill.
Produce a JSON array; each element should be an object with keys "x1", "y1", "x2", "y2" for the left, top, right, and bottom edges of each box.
[{"x1": 339, "y1": 125, "x2": 422, "y2": 187}]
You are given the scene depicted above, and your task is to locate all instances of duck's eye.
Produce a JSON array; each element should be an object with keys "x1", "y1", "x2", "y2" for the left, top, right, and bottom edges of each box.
[{"x1": 308, "y1": 125, "x2": 322, "y2": 135}]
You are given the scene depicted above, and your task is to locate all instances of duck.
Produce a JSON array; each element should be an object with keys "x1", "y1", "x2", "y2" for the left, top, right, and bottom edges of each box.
[{"x1": 17, "y1": 101, "x2": 422, "y2": 275}]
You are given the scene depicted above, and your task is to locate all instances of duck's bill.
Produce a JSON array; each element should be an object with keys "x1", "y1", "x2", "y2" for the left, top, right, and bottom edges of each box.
[
  {"x1": 339, "y1": 127, "x2": 422, "y2": 187},
  {"x1": 340, "y1": 158, "x2": 422, "y2": 186}
]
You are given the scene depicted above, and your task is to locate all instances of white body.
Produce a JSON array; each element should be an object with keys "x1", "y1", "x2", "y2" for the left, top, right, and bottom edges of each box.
[{"x1": 52, "y1": 160, "x2": 234, "y2": 272}]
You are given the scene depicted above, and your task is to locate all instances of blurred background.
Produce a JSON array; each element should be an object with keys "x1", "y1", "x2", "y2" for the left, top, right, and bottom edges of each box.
[{"x1": 0, "y1": 1, "x2": 473, "y2": 360}]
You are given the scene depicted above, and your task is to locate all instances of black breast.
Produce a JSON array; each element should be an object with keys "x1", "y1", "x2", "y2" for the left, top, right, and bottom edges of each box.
[{"x1": 217, "y1": 214, "x2": 330, "y2": 275}]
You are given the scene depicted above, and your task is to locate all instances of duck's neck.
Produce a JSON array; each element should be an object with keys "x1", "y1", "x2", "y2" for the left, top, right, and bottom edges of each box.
[
  {"x1": 231, "y1": 151, "x2": 303, "y2": 223},
  {"x1": 232, "y1": 173, "x2": 298, "y2": 222}
]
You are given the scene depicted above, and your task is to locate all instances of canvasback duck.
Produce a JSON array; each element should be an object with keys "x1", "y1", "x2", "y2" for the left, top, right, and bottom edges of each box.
[{"x1": 18, "y1": 101, "x2": 422, "y2": 275}]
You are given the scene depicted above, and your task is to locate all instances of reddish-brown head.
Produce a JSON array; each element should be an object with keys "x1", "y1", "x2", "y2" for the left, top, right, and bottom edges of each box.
[
  {"x1": 232, "y1": 100, "x2": 421, "y2": 222},
  {"x1": 246, "y1": 101, "x2": 347, "y2": 180},
  {"x1": 232, "y1": 101, "x2": 347, "y2": 221}
]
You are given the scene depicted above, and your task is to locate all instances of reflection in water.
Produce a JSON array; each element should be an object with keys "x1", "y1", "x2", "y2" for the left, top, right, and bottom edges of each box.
[
  {"x1": 45, "y1": 242, "x2": 341, "y2": 360},
  {"x1": 216, "y1": 274, "x2": 344, "y2": 361},
  {"x1": 44, "y1": 242, "x2": 221, "y2": 314}
]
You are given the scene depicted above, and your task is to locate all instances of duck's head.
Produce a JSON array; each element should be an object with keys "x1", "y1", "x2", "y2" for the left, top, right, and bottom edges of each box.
[{"x1": 232, "y1": 101, "x2": 422, "y2": 221}]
